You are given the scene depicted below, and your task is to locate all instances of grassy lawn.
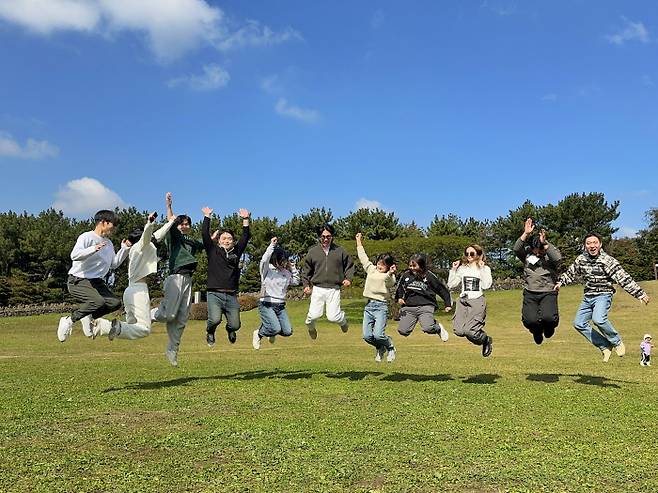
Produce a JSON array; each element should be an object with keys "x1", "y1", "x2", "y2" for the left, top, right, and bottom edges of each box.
[{"x1": 1, "y1": 282, "x2": 657, "y2": 492}]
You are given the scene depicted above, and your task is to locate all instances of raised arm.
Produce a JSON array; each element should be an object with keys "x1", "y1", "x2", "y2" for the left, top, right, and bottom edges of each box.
[
  {"x1": 165, "y1": 192, "x2": 175, "y2": 221},
  {"x1": 201, "y1": 207, "x2": 214, "y2": 250},
  {"x1": 260, "y1": 238, "x2": 276, "y2": 280},
  {"x1": 355, "y1": 233, "x2": 376, "y2": 274},
  {"x1": 235, "y1": 208, "x2": 251, "y2": 257}
]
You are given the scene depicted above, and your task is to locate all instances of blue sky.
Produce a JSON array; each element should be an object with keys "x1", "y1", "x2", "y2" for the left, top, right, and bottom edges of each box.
[{"x1": 0, "y1": 0, "x2": 656, "y2": 237}]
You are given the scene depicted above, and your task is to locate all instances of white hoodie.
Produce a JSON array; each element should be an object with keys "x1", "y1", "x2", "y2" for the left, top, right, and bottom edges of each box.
[{"x1": 259, "y1": 243, "x2": 300, "y2": 303}]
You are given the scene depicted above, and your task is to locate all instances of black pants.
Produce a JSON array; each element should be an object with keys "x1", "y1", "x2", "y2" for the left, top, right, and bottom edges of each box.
[
  {"x1": 67, "y1": 275, "x2": 121, "y2": 322},
  {"x1": 522, "y1": 290, "x2": 559, "y2": 335}
]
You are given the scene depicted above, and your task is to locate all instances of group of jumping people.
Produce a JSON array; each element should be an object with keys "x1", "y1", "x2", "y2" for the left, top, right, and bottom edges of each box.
[{"x1": 57, "y1": 193, "x2": 651, "y2": 367}]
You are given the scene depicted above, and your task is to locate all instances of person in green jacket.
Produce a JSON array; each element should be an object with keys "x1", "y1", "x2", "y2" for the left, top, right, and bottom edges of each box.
[{"x1": 152, "y1": 192, "x2": 204, "y2": 367}]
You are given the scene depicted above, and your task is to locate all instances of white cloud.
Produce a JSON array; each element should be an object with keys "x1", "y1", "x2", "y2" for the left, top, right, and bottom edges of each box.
[
  {"x1": 541, "y1": 93, "x2": 557, "y2": 102},
  {"x1": 52, "y1": 177, "x2": 127, "y2": 216},
  {"x1": 606, "y1": 17, "x2": 649, "y2": 45},
  {"x1": 274, "y1": 98, "x2": 319, "y2": 124},
  {"x1": 168, "y1": 63, "x2": 230, "y2": 91},
  {"x1": 0, "y1": 131, "x2": 59, "y2": 159},
  {"x1": 213, "y1": 20, "x2": 302, "y2": 51},
  {"x1": 355, "y1": 198, "x2": 383, "y2": 211},
  {"x1": 0, "y1": 0, "x2": 300, "y2": 63}
]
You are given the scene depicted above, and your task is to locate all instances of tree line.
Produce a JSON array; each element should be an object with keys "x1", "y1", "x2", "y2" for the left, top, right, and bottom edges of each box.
[{"x1": 1, "y1": 192, "x2": 656, "y2": 306}]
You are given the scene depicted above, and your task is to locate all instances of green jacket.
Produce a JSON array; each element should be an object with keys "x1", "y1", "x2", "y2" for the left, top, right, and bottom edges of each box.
[{"x1": 165, "y1": 227, "x2": 204, "y2": 274}]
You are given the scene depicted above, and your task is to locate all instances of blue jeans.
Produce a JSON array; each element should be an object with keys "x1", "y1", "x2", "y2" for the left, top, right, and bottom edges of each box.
[
  {"x1": 207, "y1": 291, "x2": 241, "y2": 334},
  {"x1": 573, "y1": 294, "x2": 620, "y2": 350},
  {"x1": 258, "y1": 301, "x2": 293, "y2": 338},
  {"x1": 362, "y1": 299, "x2": 394, "y2": 351}
]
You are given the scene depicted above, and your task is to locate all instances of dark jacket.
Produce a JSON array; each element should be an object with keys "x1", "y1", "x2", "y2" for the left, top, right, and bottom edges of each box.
[
  {"x1": 395, "y1": 269, "x2": 452, "y2": 309},
  {"x1": 165, "y1": 227, "x2": 203, "y2": 275},
  {"x1": 302, "y1": 242, "x2": 354, "y2": 289},
  {"x1": 202, "y1": 217, "x2": 250, "y2": 293}
]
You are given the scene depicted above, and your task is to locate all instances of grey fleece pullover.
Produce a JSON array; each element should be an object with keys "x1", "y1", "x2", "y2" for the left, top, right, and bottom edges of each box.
[{"x1": 513, "y1": 238, "x2": 562, "y2": 292}]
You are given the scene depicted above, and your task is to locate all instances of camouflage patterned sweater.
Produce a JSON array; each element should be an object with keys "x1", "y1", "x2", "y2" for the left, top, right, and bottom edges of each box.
[{"x1": 558, "y1": 250, "x2": 646, "y2": 298}]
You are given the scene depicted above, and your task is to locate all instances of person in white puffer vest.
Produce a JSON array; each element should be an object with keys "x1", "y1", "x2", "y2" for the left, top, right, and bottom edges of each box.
[{"x1": 94, "y1": 211, "x2": 176, "y2": 341}]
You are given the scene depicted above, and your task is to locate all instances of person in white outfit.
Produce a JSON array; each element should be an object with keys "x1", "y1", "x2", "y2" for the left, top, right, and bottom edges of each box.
[
  {"x1": 302, "y1": 224, "x2": 354, "y2": 339},
  {"x1": 57, "y1": 210, "x2": 130, "y2": 342},
  {"x1": 252, "y1": 237, "x2": 300, "y2": 350},
  {"x1": 94, "y1": 211, "x2": 176, "y2": 341},
  {"x1": 448, "y1": 244, "x2": 494, "y2": 357}
]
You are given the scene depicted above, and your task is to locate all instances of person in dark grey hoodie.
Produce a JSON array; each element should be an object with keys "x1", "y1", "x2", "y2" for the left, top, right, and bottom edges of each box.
[
  {"x1": 302, "y1": 224, "x2": 354, "y2": 339},
  {"x1": 514, "y1": 218, "x2": 562, "y2": 345}
]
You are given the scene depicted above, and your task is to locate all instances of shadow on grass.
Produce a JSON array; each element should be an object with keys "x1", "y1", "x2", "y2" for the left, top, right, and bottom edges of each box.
[
  {"x1": 103, "y1": 369, "x2": 457, "y2": 392},
  {"x1": 526, "y1": 373, "x2": 631, "y2": 388},
  {"x1": 462, "y1": 373, "x2": 500, "y2": 385}
]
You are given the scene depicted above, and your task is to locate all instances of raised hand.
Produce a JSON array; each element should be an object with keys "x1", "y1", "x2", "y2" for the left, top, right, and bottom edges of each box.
[
  {"x1": 355, "y1": 232, "x2": 363, "y2": 244},
  {"x1": 211, "y1": 230, "x2": 219, "y2": 241},
  {"x1": 524, "y1": 217, "x2": 535, "y2": 235},
  {"x1": 165, "y1": 192, "x2": 172, "y2": 207},
  {"x1": 271, "y1": 237, "x2": 278, "y2": 245},
  {"x1": 539, "y1": 228, "x2": 547, "y2": 245},
  {"x1": 202, "y1": 206, "x2": 213, "y2": 217},
  {"x1": 238, "y1": 208, "x2": 250, "y2": 219},
  {"x1": 452, "y1": 260, "x2": 461, "y2": 270},
  {"x1": 148, "y1": 211, "x2": 158, "y2": 223}
]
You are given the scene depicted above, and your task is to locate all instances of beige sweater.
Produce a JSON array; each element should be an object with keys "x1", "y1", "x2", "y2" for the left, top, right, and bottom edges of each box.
[{"x1": 357, "y1": 246, "x2": 396, "y2": 301}]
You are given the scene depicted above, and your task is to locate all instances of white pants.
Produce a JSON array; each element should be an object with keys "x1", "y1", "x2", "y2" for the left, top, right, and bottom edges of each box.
[
  {"x1": 153, "y1": 274, "x2": 192, "y2": 352},
  {"x1": 305, "y1": 286, "x2": 346, "y2": 325},
  {"x1": 96, "y1": 282, "x2": 151, "y2": 339}
]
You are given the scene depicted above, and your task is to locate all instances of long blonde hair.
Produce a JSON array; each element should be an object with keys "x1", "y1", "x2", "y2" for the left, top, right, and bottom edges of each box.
[{"x1": 461, "y1": 244, "x2": 485, "y2": 265}]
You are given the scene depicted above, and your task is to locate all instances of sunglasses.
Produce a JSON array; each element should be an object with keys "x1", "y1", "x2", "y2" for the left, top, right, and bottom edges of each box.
[
  {"x1": 465, "y1": 251, "x2": 478, "y2": 257},
  {"x1": 320, "y1": 234, "x2": 333, "y2": 239}
]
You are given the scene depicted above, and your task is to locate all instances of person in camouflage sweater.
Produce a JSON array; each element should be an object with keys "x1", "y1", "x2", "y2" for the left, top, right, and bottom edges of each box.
[{"x1": 554, "y1": 232, "x2": 650, "y2": 362}]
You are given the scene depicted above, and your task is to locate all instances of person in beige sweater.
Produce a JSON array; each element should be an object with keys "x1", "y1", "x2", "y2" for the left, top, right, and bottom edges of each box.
[{"x1": 356, "y1": 233, "x2": 397, "y2": 362}]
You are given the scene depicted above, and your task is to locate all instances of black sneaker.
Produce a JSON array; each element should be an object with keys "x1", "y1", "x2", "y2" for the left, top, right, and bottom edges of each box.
[
  {"x1": 227, "y1": 330, "x2": 237, "y2": 344},
  {"x1": 482, "y1": 336, "x2": 493, "y2": 357},
  {"x1": 532, "y1": 330, "x2": 543, "y2": 345},
  {"x1": 544, "y1": 326, "x2": 555, "y2": 339},
  {"x1": 206, "y1": 330, "x2": 216, "y2": 348}
]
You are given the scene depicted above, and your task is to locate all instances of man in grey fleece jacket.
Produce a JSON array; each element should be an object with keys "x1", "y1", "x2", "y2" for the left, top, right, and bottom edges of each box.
[
  {"x1": 555, "y1": 231, "x2": 650, "y2": 362},
  {"x1": 302, "y1": 224, "x2": 354, "y2": 339}
]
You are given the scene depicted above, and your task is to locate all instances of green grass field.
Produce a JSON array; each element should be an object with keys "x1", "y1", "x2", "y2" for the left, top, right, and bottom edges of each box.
[{"x1": 1, "y1": 282, "x2": 658, "y2": 493}]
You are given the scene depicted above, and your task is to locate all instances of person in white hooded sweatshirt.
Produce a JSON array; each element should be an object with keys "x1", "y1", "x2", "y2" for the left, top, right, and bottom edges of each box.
[
  {"x1": 252, "y1": 237, "x2": 300, "y2": 349},
  {"x1": 94, "y1": 211, "x2": 176, "y2": 341}
]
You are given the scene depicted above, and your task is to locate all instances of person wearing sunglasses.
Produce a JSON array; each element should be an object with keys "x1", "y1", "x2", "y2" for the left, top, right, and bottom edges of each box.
[
  {"x1": 448, "y1": 244, "x2": 493, "y2": 357},
  {"x1": 302, "y1": 223, "x2": 354, "y2": 339},
  {"x1": 513, "y1": 218, "x2": 562, "y2": 345}
]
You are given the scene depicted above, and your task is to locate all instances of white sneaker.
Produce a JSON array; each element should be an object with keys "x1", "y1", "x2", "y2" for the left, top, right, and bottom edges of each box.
[
  {"x1": 387, "y1": 348, "x2": 396, "y2": 363},
  {"x1": 438, "y1": 323, "x2": 449, "y2": 342},
  {"x1": 57, "y1": 316, "x2": 73, "y2": 342},
  {"x1": 108, "y1": 319, "x2": 121, "y2": 341},
  {"x1": 165, "y1": 349, "x2": 178, "y2": 367},
  {"x1": 91, "y1": 318, "x2": 102, "y2": 339},
  {"x1": 306, "y1": 320, "x2": 317, "y2": 340},
  {"x1": 268, "y1": 336, "x2": 276, "y2": 344},
  {"x1": 150, "y1": 307, "x2": 159, "y2": 322},
  {"x1": 602, "y1": 347, "x2": 612, "y2": 363},
  {"x1": 80, "y1": 316, "x2": 93, "y2": 338},
  {"x1": 640, "y1": 361, "x2": 647, "y2": 366},
  {"x1": 340, "y1": 321, "x2": 349, "y2": 333},
  {"x1": 375, "y1": 347, "x2": 385, "y2": 362},
  {"x1": 614, "y1": 341, "x2": 626, "y2": 357},
  {"x1": 252, "y1": 330, "x2": 261, "y2": 350}
]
